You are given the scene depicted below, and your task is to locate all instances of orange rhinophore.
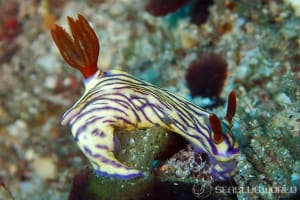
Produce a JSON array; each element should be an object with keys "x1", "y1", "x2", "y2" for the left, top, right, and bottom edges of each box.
[
  {"x1": 209, "y1": 113, "x2": 223, "y2": 144},
  {"x1": 225, "y1": 91, "x2": 237, "y2": 128},
  {"x1": 51, "y1": 14, "x2": 100, "y2": 78},
  {"x1": 209, "y1": 90, "x2": 237, "y2": 144}
]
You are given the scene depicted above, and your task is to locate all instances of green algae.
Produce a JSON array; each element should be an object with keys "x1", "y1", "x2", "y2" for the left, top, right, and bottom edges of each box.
[
  {"x1": 115, "y1": 127, "x2": 170, "y2": 172},
  {"x1": 85, "y1": 127, "x2": 170, "y2": 199},
  {"x1": 87, "y1": 175, "x2": 154, "y2": 200}
]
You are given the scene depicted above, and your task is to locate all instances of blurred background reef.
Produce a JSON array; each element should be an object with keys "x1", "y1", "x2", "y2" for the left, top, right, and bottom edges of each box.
[{"x1": 0, "y1": 0, "x2": 299, "y2": 199}]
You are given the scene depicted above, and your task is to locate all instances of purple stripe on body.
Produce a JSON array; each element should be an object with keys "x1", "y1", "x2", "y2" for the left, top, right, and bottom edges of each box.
[
  {"x1": 102, "y1": 119, "x2": 116, "y2": 124},
  {"x1": 209, "y1": 141, "x2": 218, "y2": 156},
  {"x1": 172, "y1": 119, "x2": 187, "y2": 132},
  {"x1": 74, "y1": 126, "x2": 86, "y2": 141},
  {"x1": 130, "y1": 94, "x2": 148, "y2": 105},
  {"x1": 211, "y1": 162, "x2": 237, "y2": 180},
  {"x1": 74, "y1": 116, "x2": 104, "y2": 141},
  {"x1": 166, "y1": 91, "x2": 208, "y2": 115},
  {"x1": 72, "y1": 106, "x2": 129, "y2": 127},
  {"x1": 192, "y1": 144, "x2": 204, "y2": 153},
  {"x1": 171, "y1": 121, "x2": 208, "y2": 150},
  {"x1": 171, "y1": 119, "x2": 209, "y2": 146},
  {"x1": 176, "y1": 111, "x2": 192, "y2": 128},
  {"x1": 191, "y1": 138, "x2": 207, "y2": 154},
  {"x1": 224, "y1": 134, "x2": 233, "y2": 148},
  {"x1": 113, "y1": 92, "x2": 142, "y2": 122},
  {"x1": 212, "y1": 146, "x2": 240, "y2": 158},
  {"x1": 88, "y1": 97, "x2": 130, "y2": 109},
  {"x1": 94, "y1": 170, "x2": 143, "y2": 180},
  {"x1": 176, "y1": 125, "x2": 208, "y2": 152},
  {"x1": 62, "y1": 108, "x2": 81, "y2": 124},
  {"x1": 137, "y1": 107, "x2": 154, "y2": 125},
  {"x1": 97, "y1": 73, "x2": 143, "y2": 84},
  {"x1": 144, "y1": 103, "x2": 173, "y2": 127},
  {"x1": 229, "y1": 147, "x2": 240, "y2": 155},
  {"x1": 114, "y1": 116, "x2": 136, "y2": 127},
  {"x1": 91, "y1": 128, "x2": 106, "y2": 137},
  {"x1": 101, "y1": 158, "x2": 122, "y2": 168},
  {"x1": 126, "y1": 97, "x2": 155, "y2": 125},
  {"x1": 161, "y1": 95, "x2": 192, "y2": 119},
  {"x1": 185, "y1": 102, "x2": 208, "y2": 116},
  {"x1": 194, "y1": 124, "x2": 210, "y2": 142},
  {"x1": 62, "y1": 110, "x2": 71, "y2": 122},
  {"x1": 102, "y1": 92, "x2": 142, "y2": 122},
  {"x1": 130, "y1": 90, "x2": 172, "y2": 111},
  {"x1": 84, "y1": 145, "x2": 93, "y2": 155},
  {"x1": 197, "y1": 119, "x2": 210, "y2": 136},
  {"x1": 133, "y1": 90, "x2": 209, "y2": 146},
  {"x1": 95, "y1": 144, "x2": 109, "y2": 150},
  {"x1": 83, "y1": 145, "x2": 123, "y2": 168},
  {"x1": 101, "y1": 72, "x2": 147, "y2": 85}
]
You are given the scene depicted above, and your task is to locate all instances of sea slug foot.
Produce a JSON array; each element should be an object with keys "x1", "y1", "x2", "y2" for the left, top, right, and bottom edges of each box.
[{"x1": 94, "y1": 169, "x2": 143, "y2": 180}]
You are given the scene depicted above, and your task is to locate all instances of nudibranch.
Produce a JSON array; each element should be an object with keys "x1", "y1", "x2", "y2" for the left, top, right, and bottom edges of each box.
[{"x1": 51, "y1": 14, "x2": 240, "y2": 180}]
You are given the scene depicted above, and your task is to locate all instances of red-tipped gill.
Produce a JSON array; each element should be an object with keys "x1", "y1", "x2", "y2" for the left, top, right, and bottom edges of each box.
[{"x1": 51, "y1": 14, "x2": 100, "y2": 78}]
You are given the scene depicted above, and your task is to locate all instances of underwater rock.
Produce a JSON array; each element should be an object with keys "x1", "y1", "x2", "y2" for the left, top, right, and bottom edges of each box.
[{"x1": 32, "y1": 157, "x2": 57, "y2": 180}]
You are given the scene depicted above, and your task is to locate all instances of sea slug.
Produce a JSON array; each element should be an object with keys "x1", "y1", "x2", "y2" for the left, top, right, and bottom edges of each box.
[{"x1": 51, "y1": 14, "x2": 240, "y2": 180}]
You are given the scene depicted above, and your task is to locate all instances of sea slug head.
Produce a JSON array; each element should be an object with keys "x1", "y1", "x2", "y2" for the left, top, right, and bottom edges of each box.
[{"x1": 207, "y1": 91, "x2": 240, "y2": 180}]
